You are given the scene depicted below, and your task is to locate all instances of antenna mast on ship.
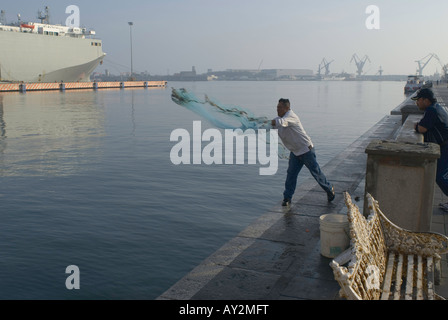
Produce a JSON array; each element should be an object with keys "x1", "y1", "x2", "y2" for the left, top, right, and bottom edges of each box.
[
  {"x1": 0, "y1": 10, "x2": 6, "y2": 25},
  {"x1": 37, "y1": 6, "x2": 50, "y2": 24}
]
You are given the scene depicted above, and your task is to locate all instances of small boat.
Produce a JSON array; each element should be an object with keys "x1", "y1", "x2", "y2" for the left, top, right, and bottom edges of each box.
[
  {"x1": 404, "y1": 75, "x2": 423, "y2": 93},
  {"x1": 322, "y1": 75, "x2": 346, "y2": 81},
  {"x1": 20, "y1": 23, "x2": 35, "y2": 29}
]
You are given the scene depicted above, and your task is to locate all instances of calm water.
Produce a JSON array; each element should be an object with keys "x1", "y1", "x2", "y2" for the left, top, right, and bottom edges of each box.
[{"x1": 0, "y1": 81, "x2": 405, "y2": 299}]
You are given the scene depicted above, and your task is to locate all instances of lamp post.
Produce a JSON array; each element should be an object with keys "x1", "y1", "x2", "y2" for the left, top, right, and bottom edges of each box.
[{"x1": 128, "y1": 22, "x2": 134, "y2": 80}]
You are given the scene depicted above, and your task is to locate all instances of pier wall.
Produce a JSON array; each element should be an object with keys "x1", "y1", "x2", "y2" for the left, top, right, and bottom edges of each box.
[{"x1": 0, "y1": 80, "x2": 167, "y2": 93}]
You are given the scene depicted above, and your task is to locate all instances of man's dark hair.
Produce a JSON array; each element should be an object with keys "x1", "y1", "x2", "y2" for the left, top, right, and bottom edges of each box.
[{"x1": 278, "y1": 98, "x2": 290, "y2": 108}]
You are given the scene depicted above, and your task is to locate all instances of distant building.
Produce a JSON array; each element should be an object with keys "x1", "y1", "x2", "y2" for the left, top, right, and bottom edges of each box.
[
  {"x1": 272, "y1": 69, "x2": 314, "y2": 77},
  {"x1": 173, "y1": 66, "x2": 197, "y2": 78},
  {"x1": 260, "y1": 69, "x2": 314, "y2": 80}
]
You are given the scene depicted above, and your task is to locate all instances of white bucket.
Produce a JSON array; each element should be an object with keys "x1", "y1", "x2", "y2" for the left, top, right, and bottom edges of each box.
[{"x1": 319, "y1": 214, "x2": 350, "y2": 258}]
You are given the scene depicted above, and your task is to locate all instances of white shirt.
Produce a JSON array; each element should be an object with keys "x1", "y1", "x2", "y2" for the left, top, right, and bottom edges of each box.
[{"x1": 273, "y1": 110, "x2": 313, "y2": 156}]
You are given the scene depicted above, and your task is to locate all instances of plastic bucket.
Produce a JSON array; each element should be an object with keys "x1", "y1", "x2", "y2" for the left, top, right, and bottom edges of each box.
[{"x1": 319, "y1": 214, "x2": 350, "y2": 258}]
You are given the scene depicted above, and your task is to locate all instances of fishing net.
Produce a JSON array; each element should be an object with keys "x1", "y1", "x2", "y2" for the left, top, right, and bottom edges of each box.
[{"x1": 171, "y1": 88, "x2": 289, "y2": 159}]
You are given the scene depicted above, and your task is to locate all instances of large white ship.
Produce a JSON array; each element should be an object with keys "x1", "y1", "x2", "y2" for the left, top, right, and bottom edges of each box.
[{"x1": 0, "y1": 8, "x2": 105, "y2": 82}]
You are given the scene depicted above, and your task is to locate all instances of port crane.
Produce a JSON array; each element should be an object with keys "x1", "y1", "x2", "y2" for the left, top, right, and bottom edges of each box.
[
  {"x1": 433, "y1": 55, "x2": 448, "y2": 80},
  {"x1": 350, "y1": 54, "x2": 371, "y2": 77},
  {"x1": 317, "y1": 58, "x2": 334, "y2": 77},
  {"x1": 415, "y1": 53, "x2": 448, "y2": 79},
  {"x1": 415, "y1": 53, "x2": 437, "y2": 76}
]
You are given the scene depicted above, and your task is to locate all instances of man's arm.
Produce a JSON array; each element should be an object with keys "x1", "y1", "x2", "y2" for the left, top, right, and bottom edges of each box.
[
  {"x1": 416, "y1": 108, "x2": 437, "y2": 134},
  {"x1": 415, "y1": 122, "x2": 428, "y2": 133}
]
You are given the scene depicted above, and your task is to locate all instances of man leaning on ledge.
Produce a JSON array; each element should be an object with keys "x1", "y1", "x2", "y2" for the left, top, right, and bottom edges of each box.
[{"x1": 413, "y1": 88, "x2": 448, "y2": 211}]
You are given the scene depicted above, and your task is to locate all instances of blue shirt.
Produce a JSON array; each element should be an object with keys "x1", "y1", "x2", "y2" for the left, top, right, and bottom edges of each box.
[{"x1": 418, "y1": 103, "x2": 448, "y2": 145}]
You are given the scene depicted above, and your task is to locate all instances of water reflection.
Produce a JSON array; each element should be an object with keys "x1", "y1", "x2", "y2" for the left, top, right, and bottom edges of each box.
[
  {"x1": 0, "y1": 95, "x2": 6, "y2": 158},
  {"x1": 0, "y1": 91, "x2": 105, "y2": 176},
  {"x1": 131, "y1": 90, "x2": 136, "y2": 136}
]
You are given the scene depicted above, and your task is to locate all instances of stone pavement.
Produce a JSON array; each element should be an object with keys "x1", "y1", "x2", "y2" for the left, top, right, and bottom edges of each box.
[{"x1": 158, "y1": 85, "x2": 448, "y2": 300}]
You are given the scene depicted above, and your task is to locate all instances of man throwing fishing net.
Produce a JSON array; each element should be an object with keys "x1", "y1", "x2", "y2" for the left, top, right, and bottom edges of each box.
[{"x1": 271, "y1": 98, "x2": 335, "y2": 206}]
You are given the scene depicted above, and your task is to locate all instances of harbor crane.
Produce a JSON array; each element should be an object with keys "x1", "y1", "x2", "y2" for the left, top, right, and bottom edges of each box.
[
  {"x1": 443, "y1": 65, "x2": 448, "y2": 80},
  {"x1": 416, "y1": 53, "x2": 448, "y2": 79},
  {"x1": 317, "y1": 58, "x2": 334, "y2": 77},
  {"x1": 350, "y1": 54, "x2": 371, "y2": 77},
  {"x1": 415, "y1": 53, "x2": 437, "y2": 76},
  {"x1": 433, "y1": 55, "x2": 448, "y2": 80}
]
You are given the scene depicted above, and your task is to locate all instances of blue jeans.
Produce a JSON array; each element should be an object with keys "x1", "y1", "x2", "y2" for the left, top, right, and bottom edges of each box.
[
  {"x1": 436, "y1": 145, "x2": 448, "y2": 196},
  {"x1": 283, "y1": 149, "x2": 333, "y2": 200}
]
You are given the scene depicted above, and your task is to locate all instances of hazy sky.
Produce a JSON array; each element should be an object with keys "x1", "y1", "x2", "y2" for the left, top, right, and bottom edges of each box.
[{"x1": 2, "y1": 0, "x2": 448, "y2": 76}]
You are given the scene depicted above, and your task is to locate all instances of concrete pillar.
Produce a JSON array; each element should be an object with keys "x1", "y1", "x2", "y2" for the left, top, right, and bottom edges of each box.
[
  {"x1": 400, "y1": 104, "x2": 423, "y2": 124},
  {"x1": 19, "y1": 83, "x2": 26, "y2": 93},
  {"x1": 364, "y1": 139, "x2": 440, "y2": 232},
  {"x1": 393, "y1": 114, "x2": 424, "y2": 143}
]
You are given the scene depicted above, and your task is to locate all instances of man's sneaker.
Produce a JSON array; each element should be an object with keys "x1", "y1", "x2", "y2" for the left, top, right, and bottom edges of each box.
[
  {"x1": 327, "y1": 187, "x2": 335, "y2": 202},
  {"x1": 282, "y1": 198, "x2": 291, "y2": 206}
]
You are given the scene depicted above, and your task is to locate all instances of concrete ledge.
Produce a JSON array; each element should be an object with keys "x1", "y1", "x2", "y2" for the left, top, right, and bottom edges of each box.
[
  {"x1": 390, "y1": 92, "x2": 417, "y2": 116},
  {"x1": 158, "y1": 236, "x2": 258, "y2": 300},
  {"x1": 394, "y1": 114, "x2": 424, "y2": 143},
  {"x1": 401, "y1": 104, "x2": 424, "y2": 124},
  {"x1": 365, "y1": 139, "x2": 440, "y2": 160}
]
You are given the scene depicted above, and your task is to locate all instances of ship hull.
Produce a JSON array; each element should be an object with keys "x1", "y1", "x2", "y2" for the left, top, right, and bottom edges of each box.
[{"x1": 0, "y1": 30, "x2": 105, "y2": 82}]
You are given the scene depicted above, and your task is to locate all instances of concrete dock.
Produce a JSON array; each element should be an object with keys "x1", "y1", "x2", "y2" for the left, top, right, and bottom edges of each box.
[{"x1": 158, "y1": 85, "x2": 448, "y2": 300}]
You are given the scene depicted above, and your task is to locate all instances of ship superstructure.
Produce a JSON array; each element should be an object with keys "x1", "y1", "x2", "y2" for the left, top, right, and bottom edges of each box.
[{"x1": 0, "y1": 7, "x2": 105, "y2": 82}]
